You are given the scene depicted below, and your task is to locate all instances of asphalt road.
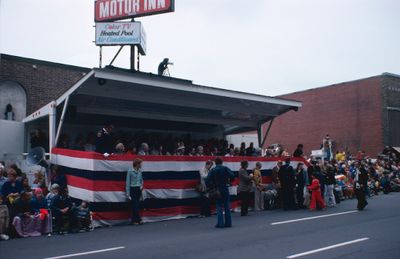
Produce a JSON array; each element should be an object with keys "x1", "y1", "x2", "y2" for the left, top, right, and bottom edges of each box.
[{"x1": 1, "y1": 193, "x2": 400, "y2": 259}]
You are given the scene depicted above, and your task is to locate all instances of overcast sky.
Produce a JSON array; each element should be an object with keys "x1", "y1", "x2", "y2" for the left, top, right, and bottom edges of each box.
[{"x1": 1, "y1": 0, "x2": 399, "y2": 96}]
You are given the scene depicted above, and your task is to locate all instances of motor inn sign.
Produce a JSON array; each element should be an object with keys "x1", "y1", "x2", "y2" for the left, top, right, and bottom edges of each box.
[{"x1": 95, "y1": 0, "x2": 175, "y2": 21}]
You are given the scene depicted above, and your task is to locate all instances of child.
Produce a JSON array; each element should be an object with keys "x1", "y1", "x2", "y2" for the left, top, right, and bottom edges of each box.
[
  {"x1": 308, "y1": 174, "x2": 326, "y2": 211},
  {"x1": 75, "y1": 201, "x2": 92, "y2": 231}
]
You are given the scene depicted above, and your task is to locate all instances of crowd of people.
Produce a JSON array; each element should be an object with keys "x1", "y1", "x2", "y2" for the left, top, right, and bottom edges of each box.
[
  {"x1": 0, "y1": 164, "x2": 92, "y2": 241},
  {"x1": 56, "y1": 125, "x2": 263, "y2": 157},
  {"x1": 2, "y1": 127, "x2": 399, "y2": 238},
  {"x1": 194, "y1": 140, "x2": 400, "y2": 228}
]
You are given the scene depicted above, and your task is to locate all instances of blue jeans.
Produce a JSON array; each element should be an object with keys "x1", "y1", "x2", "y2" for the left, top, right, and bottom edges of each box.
[
  {"x1": 130, "y1": 187, "x2": 142, "y2": 223},
  {"x1": 216, "y1": 188, "x2": 231, "y2": 227}
]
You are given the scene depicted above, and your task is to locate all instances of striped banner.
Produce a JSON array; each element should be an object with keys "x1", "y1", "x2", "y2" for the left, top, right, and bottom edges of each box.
[{"x1": 51, "y1": 148, "x2": 308, "y2": 227}]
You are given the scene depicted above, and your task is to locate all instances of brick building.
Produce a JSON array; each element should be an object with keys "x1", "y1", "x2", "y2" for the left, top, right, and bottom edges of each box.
[
  {"x1": 0, "y1": 53, "x2": 89, "y2": 119},
  {"x1": 265, "y1": 74, "x2": 400, "y2": 157}
]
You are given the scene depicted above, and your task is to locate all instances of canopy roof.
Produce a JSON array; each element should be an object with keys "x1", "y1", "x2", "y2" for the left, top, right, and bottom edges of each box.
[{"x1": 24, "y1": 67, "x2": 302, "y2": 140}]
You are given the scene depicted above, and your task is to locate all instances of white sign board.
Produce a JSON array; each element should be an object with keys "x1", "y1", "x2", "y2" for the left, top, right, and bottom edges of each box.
[{"x1": 95, "y1": 22, "x2": 147, "y2": 55}]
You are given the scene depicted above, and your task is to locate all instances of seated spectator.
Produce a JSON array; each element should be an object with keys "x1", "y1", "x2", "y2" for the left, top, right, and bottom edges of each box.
[
  {"x1": 21, "y1": 177, "x2": 32, "y2": 193},
  {"x1": 0, "y1": 194, "x2": 10, "y2": 240},
  {"x1": 196, "y1": 146, "x2": 205, "y2": 156},
  {"x1": 239, "y1": 142, "x2": 246, "y2": 156},
  {"x1": 30, "y1": 188, "x2": 51, "y2": 234},
  {"x1": 31, "y1": 188, "x2": 48, "y2": 212},
  {"x1": 1, "y1": 169, "x2": 22, "y2": 205},
  {"x1": 84, "y1": 132, "x2": 96, "y2": 152},
  {"x1": 281, "y1": 148, "x2": 290, "y2": 158},
  {"x1": 188, "y1": 148, "x2": 196, "y2": 156},
  {"x1": 115, "y1": 142, "x2": 126, "y2": 155},
  {"x1": 138, "y1": 142, "x2": 149, "y2": 155},
  {"x1": 58, "y1": 133, "x2": 70, "y2": 149},
  {"x1": 46, "y1": 184, "x2": 60, "y2": 208},
  {"x1": 72, "y1": 134, "x2": 85, "y2": 151},
  {"x1": 75, "y1": 201, "x2": 91, "y2": 231},
  {"x1": 11, "y1": 191, "x2": 48, "y2": 237},
  {"x1": 0, "y1": 164, "x2": 7, "y2": 191},
  {"x1": 52, "y1": 188, "x2": 78, "y2": 234},
  {"x1": 31, "y1": 171, "x2": 46, "y2": 190},
  {"x1": 175, "y1": 143, "x2": 185, "y2": 156},
  {"x1": 246, "y1": 142, "x2": 256, "y2": 156},
  {"x1": 9, "y1": 164, "x2": 23, "y2": 182},
  {"x1": 225, "y1": 148, "x2": 235, "y2": 157}
]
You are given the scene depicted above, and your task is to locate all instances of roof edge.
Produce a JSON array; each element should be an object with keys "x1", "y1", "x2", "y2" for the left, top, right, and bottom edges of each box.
[{"x1": 0, "y1": 53, "x2": 91, "y2": 72}]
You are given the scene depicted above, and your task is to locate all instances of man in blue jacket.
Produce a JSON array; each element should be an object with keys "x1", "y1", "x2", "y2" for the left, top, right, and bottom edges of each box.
[{"x1": 206, "y1": 157, "x2": 235, "y2": 228}]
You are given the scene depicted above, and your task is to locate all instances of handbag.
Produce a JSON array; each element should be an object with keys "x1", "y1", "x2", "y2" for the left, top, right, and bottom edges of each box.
[
  {"x1": 208, "y1": 186, "x2": 221, "y2": 200},
  {"x1": 195, "y1": 183, "x2": 206, "y2": 193},
  {"x1": 207, "y1": 172, "x2": 221, "y2": 200}
]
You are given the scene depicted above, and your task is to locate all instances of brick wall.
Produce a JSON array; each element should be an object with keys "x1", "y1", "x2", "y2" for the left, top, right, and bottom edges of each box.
[
  {"x1": 0, "y1": 54, "x2": 89, "y2": 115},
  {"x1": 265, "y1": 76, "x2": 384, "y2": 157}
]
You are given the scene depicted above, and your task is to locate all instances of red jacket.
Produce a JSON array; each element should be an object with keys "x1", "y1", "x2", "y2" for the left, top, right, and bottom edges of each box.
[{"x1": 308, "y1": 179, "x2": 321, "y2": 191}]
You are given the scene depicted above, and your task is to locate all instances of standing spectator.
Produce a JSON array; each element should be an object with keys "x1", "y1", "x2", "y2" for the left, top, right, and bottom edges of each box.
[
  {"x1": 4, "y1": 104, "x2": 15, "y2": 120},
  {"x1": 253, "y1": 162, "x2": 264, "y2": 211},
  {"x1": 322, "y1": 134, "x2": 333, "y2": 161},
  {"x1": 272, "y1": 160, "x2": 283, "y2": 208},
  {"x1": 294, "y1": 163, "x2": 306, "y2": 209},
  {"x1": 198, "y1": 161, "x2": 213, "y2": 217},
  {"x1": 308, "y1": 174, "x2": 326, "y2": 211},
  {"x1": 50, "y1": 165, "x2": 67, "y2": 190},
  {"x1": 354, "y1": 162, "x2": 368, "y2": 210},
  {"x1": 278, "y1": 158, "x2": 296, "y2": 210},
  {"x1": 324, "y1": 161, "x2": 337, "y2": 207},
  {"x1": 1, "y1": 169, "x2": 22, "y2": 205},
  {"x1": 293, "y1": 144, "x2": 304, "y2": 157},
  {"x1": 126, "y1": 158, "x2": 143, "y2": 225},
  {"x1": 237, "y1": 161, "x2": 253, "y2": 216},
  {"x1": 95, "y1": 124, "x2": 114, "y2": 154},
  {"x1": 206, "y1": 157, "x2": 235, "y2": 228}
]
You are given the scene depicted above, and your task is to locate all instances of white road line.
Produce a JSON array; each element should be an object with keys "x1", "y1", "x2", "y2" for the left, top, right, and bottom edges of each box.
[
  {"x1": 271, "y1": 210, "x2": 358, "y2": 225},
  {"x1": 286, "y1": 237, "x2": 369, "y2": 258},
  {"x1": 44, "y1": 246, "x2": 125, "y2": 259}
]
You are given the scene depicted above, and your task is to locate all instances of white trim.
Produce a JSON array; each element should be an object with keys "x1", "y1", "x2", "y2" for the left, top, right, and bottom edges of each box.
[
  {"x1": 22, "y1": 102, "x2": 53, "y2": 123},
  {"x1": 93, "y1": 68, "x2": 302, "y2": 108},
  {"x1": 286, "y1": 238, "x2": 369, "y2": 258}
]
